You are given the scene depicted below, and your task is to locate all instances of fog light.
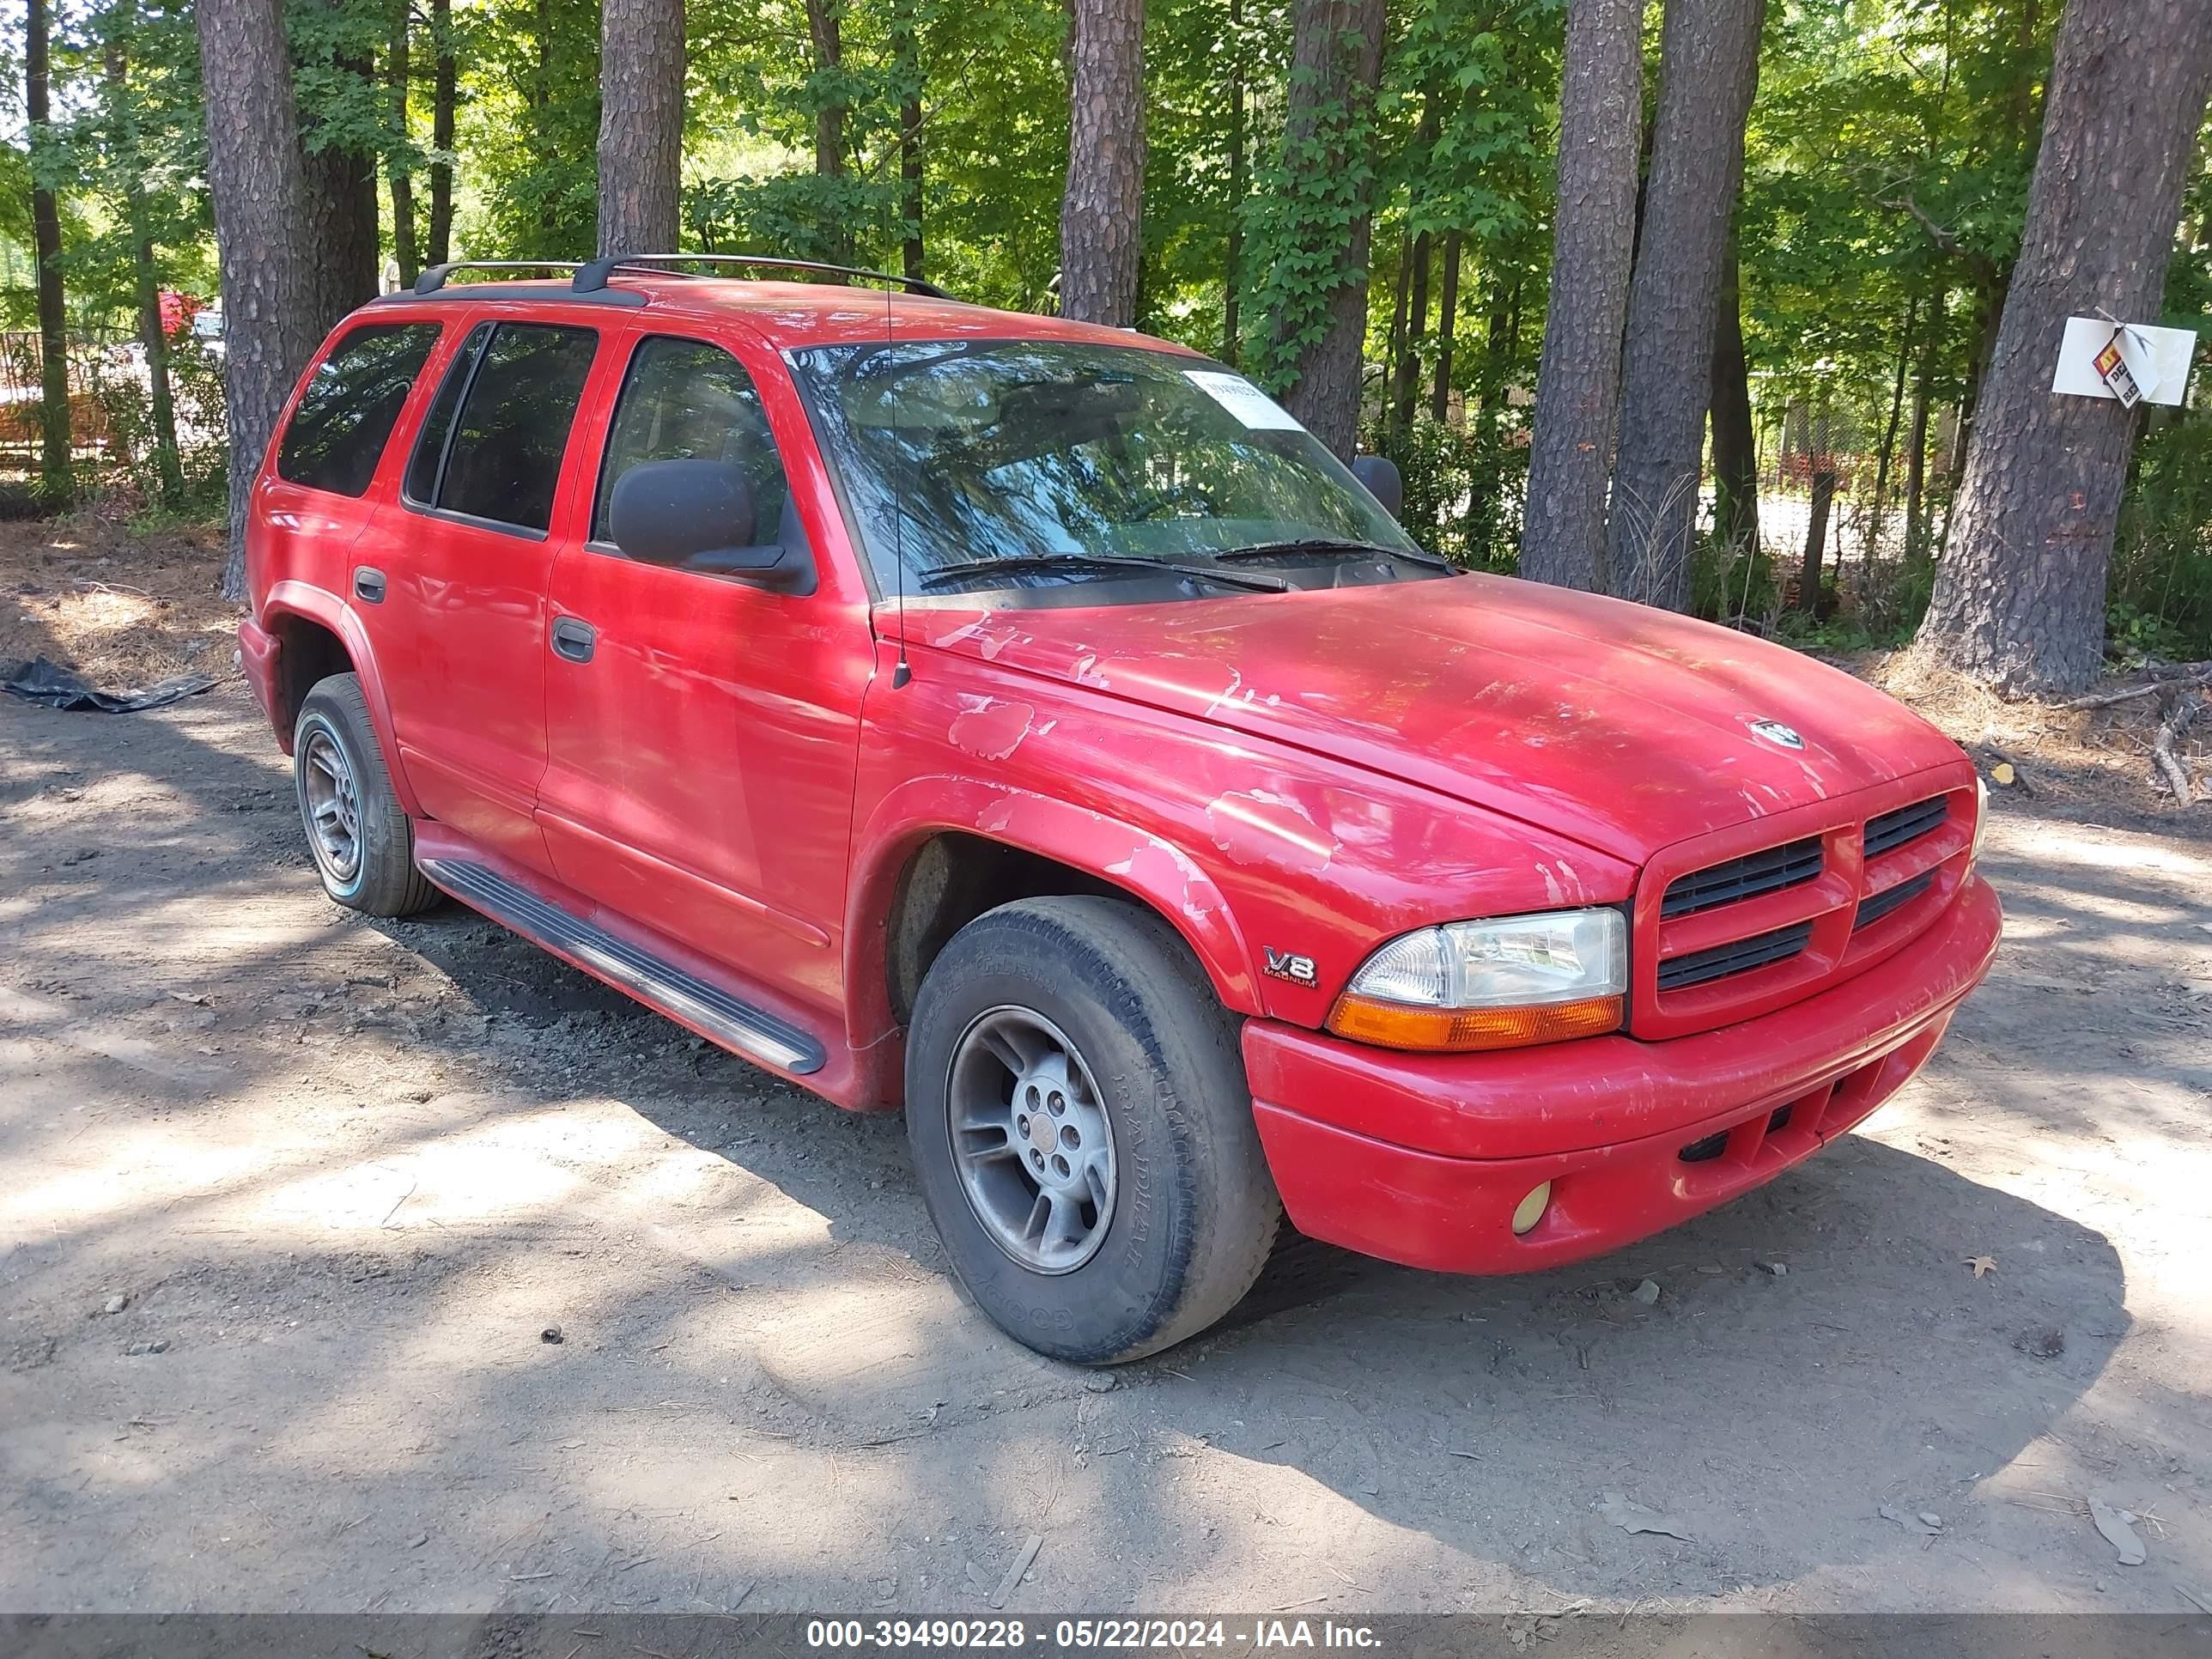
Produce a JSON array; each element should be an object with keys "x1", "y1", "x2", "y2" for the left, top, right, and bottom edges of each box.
[{"x1": 1510, "y1": 1181, "x2": 1552, "y2": 1237}]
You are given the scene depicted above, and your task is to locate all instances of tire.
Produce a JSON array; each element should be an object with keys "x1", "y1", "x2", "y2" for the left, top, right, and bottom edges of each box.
[
  {"x1": 291, "y1": 673, "x2": 440, "y2": 918},
  {"x1": 904, "y1": 896, "x2": 1281, "y2": 1364}
]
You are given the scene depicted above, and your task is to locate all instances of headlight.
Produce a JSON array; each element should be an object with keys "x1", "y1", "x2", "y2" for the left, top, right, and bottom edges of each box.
[
  {"x1": 1327, "y1": 908, "x2": 1627, "y2": 1053},
  {"x1": 1970, "y1": 775, "x2": 1990, "y2": 868}
]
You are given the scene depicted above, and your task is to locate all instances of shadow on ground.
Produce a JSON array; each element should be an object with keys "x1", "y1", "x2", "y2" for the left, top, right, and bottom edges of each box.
[{"x1": 3, "y1": 683, "x2": 2195, "y2": 1614}]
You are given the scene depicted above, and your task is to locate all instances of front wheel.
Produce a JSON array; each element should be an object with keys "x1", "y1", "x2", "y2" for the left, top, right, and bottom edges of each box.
[{"x1": 904, "y1": 896, "x2": 1280, "y2": 1364}]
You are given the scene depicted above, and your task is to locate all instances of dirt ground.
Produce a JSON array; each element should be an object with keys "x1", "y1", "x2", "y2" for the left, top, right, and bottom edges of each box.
[{"x1": 3, "y1": 522, "x2": 2211, "y2": 1619}]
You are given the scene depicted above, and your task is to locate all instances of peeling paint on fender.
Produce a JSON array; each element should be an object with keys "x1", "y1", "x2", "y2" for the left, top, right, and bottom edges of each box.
[
  {"x1": 1206, "y1": 790, "x2": 1336, "y2": 874},
  {"x1": 949, "y1": 696, "x2": 1039, "y2": 761}
]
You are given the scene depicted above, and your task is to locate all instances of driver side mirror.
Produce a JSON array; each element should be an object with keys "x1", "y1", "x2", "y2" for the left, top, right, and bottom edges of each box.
[
  {"x1": 607, "y1": 458, "x2": 813, "y2": 592},
  {"x1": 1351, "y1": 453, "x2": 1403, "y2": 523}
]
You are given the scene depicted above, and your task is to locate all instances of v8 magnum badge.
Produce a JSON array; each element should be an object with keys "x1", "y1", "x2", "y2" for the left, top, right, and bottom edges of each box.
[
  {"x1": 1747, "y1": 718, "x2": 1805, "y2": 750},
  {"x1": 1263, "y1": 947, "x2": 1319, "y2": 988}
]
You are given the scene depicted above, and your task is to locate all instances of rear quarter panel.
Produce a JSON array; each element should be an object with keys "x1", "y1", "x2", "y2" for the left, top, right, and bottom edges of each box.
[{"x1": 246, "y1": 313, "x2": 462, "y2": 791}]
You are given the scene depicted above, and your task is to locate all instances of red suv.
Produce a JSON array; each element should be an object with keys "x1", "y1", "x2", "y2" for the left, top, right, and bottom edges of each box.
[{"x1": 239, "y1": 256, "x2": 2001, "y2": 1364}]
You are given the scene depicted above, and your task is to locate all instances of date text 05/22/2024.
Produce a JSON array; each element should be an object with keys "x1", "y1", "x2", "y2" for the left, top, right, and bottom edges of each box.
[{"x1": 805, "y1": 1620, "x2": 1384, "y2": 1650}]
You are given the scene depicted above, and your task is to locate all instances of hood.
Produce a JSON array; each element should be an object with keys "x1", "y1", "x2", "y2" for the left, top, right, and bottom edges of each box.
[{"x1": 906, "y1": 574, "x2": 1966, "y2": 866}]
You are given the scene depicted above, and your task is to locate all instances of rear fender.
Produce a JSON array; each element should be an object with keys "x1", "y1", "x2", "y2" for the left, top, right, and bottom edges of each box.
[{"x1": 261, "y1": 579, "x2": 423, "y2": 818}]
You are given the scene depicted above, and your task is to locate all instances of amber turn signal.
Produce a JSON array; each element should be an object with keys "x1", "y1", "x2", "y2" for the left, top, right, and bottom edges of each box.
[{"x1": 1326, "y1": 992, "x2": 1624, "y2": 1053}]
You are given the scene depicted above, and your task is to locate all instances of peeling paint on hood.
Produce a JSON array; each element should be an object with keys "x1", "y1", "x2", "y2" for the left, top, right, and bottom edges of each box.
[{"x1": 902, "y1": 574, "x2": 1965, "y2": 864}]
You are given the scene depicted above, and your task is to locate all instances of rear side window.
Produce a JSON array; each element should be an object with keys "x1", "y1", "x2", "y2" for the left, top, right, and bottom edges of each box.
[
  {"x1": 404, "y1": 322, "x2": 489, "y2": 505},
  {"x1": 276, "y1": 323, "x2": 441, "y2": 496},
  {"x1": 591, "y1": 336, "x2": 797, "y2": 549},
  {"x1": 404, "y1": 321, "x2": 598, "y2": 534}
]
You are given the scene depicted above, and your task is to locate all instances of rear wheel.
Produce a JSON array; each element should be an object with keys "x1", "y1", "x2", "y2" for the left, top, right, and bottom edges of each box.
[
  {"x1": 292, "y1": 674, "x2": 439, "y2": 918},
  {"x1": 904, "y1": 896, "x2": 1280, "y2": 1364}
]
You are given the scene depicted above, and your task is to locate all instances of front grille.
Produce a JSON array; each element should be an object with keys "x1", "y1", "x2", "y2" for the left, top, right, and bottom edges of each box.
[
  {"x1": 1863, "y1": 795, "x2": 1948, "y2": 858},
  {"x1": 1661, "y1": 836, "x2": 1824, "y2": 920},
  {"x1": 1656, "y1": 921, "x2": 1814, "y2": 992},
  {"x1": 1641, "y1": 781, "x2": 1972, "y2": 1037},
  {"x1": 1854, "y1": 869, "x2": 1935, "y2": 929}
]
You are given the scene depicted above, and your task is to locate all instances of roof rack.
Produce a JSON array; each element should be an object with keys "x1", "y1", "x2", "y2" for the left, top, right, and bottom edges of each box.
[
  {"x1": 571, "y1": 253, "x2": 951, "y2": 301},
  {"x1": 412, "y1": 259, "x2": 585, "y2": 295}
]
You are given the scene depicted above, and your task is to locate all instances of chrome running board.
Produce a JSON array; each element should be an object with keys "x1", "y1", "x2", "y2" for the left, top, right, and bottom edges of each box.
[{"x1": 418, "y1": 856, "x2": 826, "y2": 1076}]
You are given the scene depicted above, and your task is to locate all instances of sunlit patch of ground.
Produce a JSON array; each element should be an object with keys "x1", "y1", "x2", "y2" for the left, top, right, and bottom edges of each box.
[{"x1": 0, "y1": 513, "x2": 238, "y2": 691}]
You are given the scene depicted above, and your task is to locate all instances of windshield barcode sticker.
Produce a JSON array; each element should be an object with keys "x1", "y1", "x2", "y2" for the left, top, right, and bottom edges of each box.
[{"x1": 1184, "y1": 370, "x2": 1304, "y2": 431}]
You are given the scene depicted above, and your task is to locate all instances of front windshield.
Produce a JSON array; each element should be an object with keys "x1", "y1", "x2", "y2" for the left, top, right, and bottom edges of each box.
[{"x1": 787, "y1": 338, "x2": 1419, "y2": 592}]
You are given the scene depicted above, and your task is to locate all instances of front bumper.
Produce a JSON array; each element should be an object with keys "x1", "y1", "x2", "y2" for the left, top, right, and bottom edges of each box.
[{"x1": 1243, "y1": 872, "x2": 2001, "y2": 1274}]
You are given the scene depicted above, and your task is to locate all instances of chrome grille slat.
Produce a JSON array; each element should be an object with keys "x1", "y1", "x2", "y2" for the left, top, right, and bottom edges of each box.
[{"x1": 1660, "y1": 836, "x2": 1824, "y2": 920}]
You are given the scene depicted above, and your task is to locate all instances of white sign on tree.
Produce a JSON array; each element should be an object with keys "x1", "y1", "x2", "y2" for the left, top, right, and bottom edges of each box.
[{"x1": 2051, "y1": 316, "x2": 2198, "y2": 408}]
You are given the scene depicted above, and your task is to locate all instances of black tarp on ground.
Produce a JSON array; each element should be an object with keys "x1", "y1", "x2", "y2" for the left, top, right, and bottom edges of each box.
[{"x1": 0, "y1": 655, "x2": 219, "y2": 714}]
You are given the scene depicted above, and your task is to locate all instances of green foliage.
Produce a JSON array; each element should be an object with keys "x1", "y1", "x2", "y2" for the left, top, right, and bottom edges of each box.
[
  {"x1": 86, "y1": 335, "x2": 228, "y2": 508},
  {"x1": 2112, "y1": 416, "x2": 2212, "y2": 664},
  {"x1": 1363, "y1": 409, "x2": 1525, "y2": 570},
  {"x1": 1239, "y1": 38, "x2": 1383, "y2": 393},
  {"x1": 7, "y1": 0, "x2": 2205, "y2": 659},
  {"x1": 462, "y1": 0, "x2": 602, "y2": 258}
]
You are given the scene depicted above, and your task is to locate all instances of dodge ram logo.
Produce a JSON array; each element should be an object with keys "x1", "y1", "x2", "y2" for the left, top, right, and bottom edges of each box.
[{"x1": 1748, "y1": 719, "x2": 1805, "y2": 750}]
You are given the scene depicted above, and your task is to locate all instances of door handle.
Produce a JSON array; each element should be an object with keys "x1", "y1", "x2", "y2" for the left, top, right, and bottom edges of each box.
[
  {"x1": 550, "y1": 617, "x2": 596, "y2": 664},
  {"x1": 353, "y1": 566, "x2": 386, "y2": 605}
]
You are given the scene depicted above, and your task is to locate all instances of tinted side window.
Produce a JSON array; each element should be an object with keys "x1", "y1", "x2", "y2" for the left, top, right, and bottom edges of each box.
[
  {"x1": 592, "y1": 336, "x2": 799, "y2": 550},
  {"x1": 276, "y1": 323, "x2": 441, "y2": 497},
  {"x1": 404, "y1": 322, "x2": 490, "y2": 505},
  {"x1": 426, "y1": 323, "x2": 599, "y2": 534}
]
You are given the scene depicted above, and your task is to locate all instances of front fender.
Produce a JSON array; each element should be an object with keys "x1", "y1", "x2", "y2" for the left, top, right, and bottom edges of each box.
[
  {"x1": 260, "y1": 579, "x2": 423, "y2": 819},
  {"x1": 846, "y1": 776, "x2": 1264, "y2": 1047}
]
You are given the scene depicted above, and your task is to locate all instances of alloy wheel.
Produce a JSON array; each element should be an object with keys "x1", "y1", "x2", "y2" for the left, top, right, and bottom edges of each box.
[
  {"x1": 301, "y1": 726, "x2": 362, "y2": 884},
  {"x1": 945, "y1": 1006, "x2": 1118, "y2": 1273}
]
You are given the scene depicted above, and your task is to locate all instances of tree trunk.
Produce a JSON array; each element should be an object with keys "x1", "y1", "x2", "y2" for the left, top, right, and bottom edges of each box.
[
  {"x1": 1222, "y1": 0, "x2": 1245, "y2": 363},
  {"x1": 198, "y1": 0, "x2": 323, "y2": 595},
  {"x1": 531, "y1": 0, "x2": 557, "y2": 243},
  {"x1": 388, "y1": 0, "x2": 420, "y2": 287},
  {"x1": 1431, "y1": 230, "x2": 1461, "y2": 422},
  {"x1": 596, "y1": 0, "x2": 684, "y2": 256},
  {"x1": 1956, "y1": 271, "x2": 2005, "y2": 456},
  {"x1": 1905, "y1": 287, "x2": 1942, "y2": 556},
  {"x1": 1605, "y1": 0, "x2": 1766, "y2": 609},
  {"x1": 802, "y1": 0, "x2": 849, "y2": 260},
  {"x1": 1913, "y1": 0, "x2": 2212, "y2": 693},
  {"x1": 802, "y1": 0, "x2": 844, "y2": 181},
  {"x1": 427, "y1": 0, "x2": 455, "y2": 266},
  {"x1": 1267, "y1": 0, "x2": 1386, "y2": 459},
  {"x1": 105, "y1": 10, "x2": 185, "y2": 507},
  {"x1": 1059, "y1": 0, "x2": 1145, "y2": 325},
  {"x1": 301, "y1": 147, "x2": 380, "y2": 319},
  {"x1": 1393, "y1": 230, "x2": 1431, "y2": 434},
  {"x1": 1383, "y1": 236, "x2": 1410, "y2": 422},
  {"x1": 1519, "y1": 0, "x2": 1642, "y2": 589},
  {"x1": 1481, "y1": 277, "x2": 1511, "y2": 408},
  {"x1": 893, "y1": 0, "x2": 925, "y2": 283},
  {"x1": 298, "y1": 1, "x2": 381, "y2": 323},
  {"x1": 25, "y1": 0, "x2": 73, "y2": 505},
  {"x1": 1708, "y1": 243, "x2": 1759, "y2": 554},
  {"x1": 1865, "y1": 293, "x2": 1916, "y2": 582},
  {"x1": 1799, "y1": 454, "x2": 1836, "y2": 614}
]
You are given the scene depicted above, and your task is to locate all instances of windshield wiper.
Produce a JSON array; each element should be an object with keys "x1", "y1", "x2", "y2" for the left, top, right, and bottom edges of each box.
[
  {"x1": 917, "y1": 552, "x2": 1290, "y2": 592},
  {"x1": 1212, "y1": 537, "x2": 1455, "y2": 571}
]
